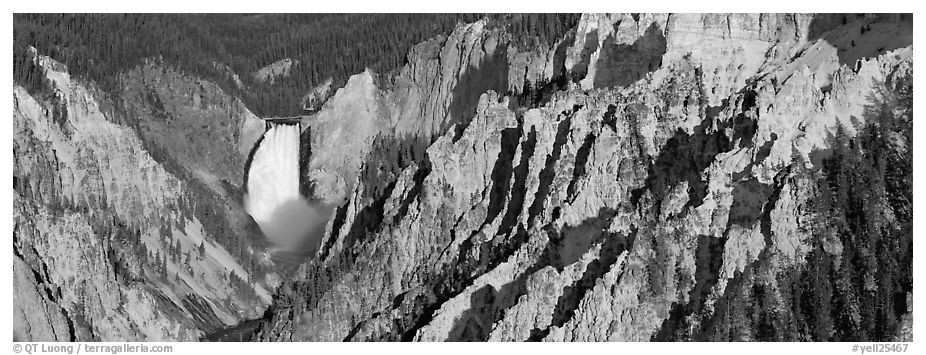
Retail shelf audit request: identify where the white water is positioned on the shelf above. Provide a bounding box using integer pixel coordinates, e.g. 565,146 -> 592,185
245,123 -> 317,250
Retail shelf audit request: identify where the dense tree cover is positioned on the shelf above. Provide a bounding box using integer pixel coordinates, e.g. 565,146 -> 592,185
799,72 -> 913,341
14,13 -> 581,116
705,72 -> 913,342
652,70 -> 913,342
489,13 -> 581,49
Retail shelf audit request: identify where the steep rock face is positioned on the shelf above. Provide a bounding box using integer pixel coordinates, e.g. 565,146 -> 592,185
302,19 -> 568,219
118,62 -> 266,191
563,13 -> 866,104
305,70 -> 382,205
252,13 -> 912,342
13,54 -> 274,341
13,256 -> 72,341
388,19 -> 514,139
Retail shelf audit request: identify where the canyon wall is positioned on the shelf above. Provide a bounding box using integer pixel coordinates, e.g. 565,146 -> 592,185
255,13 -> 913,341
14,53 -> 277,341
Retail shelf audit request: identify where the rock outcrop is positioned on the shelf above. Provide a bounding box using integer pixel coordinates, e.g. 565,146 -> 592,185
255,58 -> 298,84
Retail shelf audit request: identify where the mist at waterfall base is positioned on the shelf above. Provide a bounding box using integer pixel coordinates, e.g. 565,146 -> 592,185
244,124 -> 325,254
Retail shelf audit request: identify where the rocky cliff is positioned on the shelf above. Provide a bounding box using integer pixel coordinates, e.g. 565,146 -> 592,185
13,51 -> 279,341
254,13 -> 913,341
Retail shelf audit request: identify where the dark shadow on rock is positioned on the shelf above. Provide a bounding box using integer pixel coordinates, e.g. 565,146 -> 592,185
808,14 -> 913,67
392,157 -> 432,225
726,178 -> 774,229
631,120 -> 730,217
527,115 -> 572,227
514,37 -> 574,109
400,120 -> 536,341
570,29 -> 599,83
806,14 -> 858,41
550,32 -> 573,81
446,285 -> 498,341
317,199 -> 349,261
547,218 -> 634,328
754,133 -> 777,164
652,234 -> 726,341
299,125 -> 314,199
340,180 -> 396,257
758,167 -> 791,247
241,133 -> 266,190
631,82 -> 769,217
565,132 -> 597,203
731,89 -> 759,149
550,209 -> 617,270
403,222 -> 533,341
497,127 -> 538,234
529,208 -> 636,340
602,104 -> 619,132
447,208 -> 635,341
481,126 -> 522,227
316,133 -> 431,261
450,42 -> 510,142
731,133 -> 778,182
592,22 -> 667,89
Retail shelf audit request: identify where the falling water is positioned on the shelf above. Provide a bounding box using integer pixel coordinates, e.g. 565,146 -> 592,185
245,123 -> 317,250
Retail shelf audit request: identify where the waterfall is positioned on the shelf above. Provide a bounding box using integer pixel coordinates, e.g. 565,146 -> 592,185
245,123 -> 317,250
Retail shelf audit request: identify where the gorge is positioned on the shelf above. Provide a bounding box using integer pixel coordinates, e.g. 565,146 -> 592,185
12,13 -> 914,342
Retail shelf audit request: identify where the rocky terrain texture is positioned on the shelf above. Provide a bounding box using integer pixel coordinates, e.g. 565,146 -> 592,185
13,13 -> 913,342
14,50 -> 280,341
254,13 -> 913,342
255,58 -> 298,84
